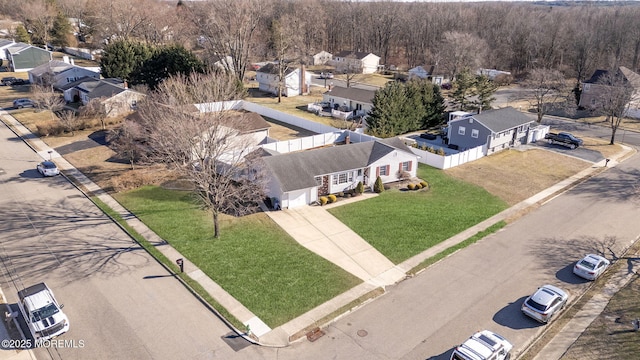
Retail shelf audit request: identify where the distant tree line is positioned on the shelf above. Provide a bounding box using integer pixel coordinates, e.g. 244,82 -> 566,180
5,0 -> 640,83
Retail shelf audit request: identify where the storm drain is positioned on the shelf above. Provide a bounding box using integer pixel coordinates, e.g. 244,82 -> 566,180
357,329 -> 368,337
220,332 -> 252,352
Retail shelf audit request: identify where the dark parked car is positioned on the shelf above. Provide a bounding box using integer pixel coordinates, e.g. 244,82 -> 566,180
420,133 -> 437,140
1,76 -> 18,86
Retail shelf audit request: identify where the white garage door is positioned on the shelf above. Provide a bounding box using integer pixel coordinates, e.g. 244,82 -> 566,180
287,190 -> 308,209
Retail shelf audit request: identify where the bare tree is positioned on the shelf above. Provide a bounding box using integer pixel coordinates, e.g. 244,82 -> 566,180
187,0 -> 264,83
107,119 -> 146,169
30,85 -> 65,122
521,68 -> 568,123
80,98 -> 109,130
57,110 -> 83,136
134,73 -> 265,238
595,69 -> 638,145
18,0 -> 58,47
268,17 -> 303,103
438,31 -> 488,81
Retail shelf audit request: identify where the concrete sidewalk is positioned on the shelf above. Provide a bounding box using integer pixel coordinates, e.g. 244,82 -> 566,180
3,108 -> 637,353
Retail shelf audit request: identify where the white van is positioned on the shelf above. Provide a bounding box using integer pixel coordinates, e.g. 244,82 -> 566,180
451,330 -> 512,360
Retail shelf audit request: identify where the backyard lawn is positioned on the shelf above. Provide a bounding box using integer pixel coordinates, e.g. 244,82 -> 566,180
113,186 -> 361,328
328,164 -> 508,264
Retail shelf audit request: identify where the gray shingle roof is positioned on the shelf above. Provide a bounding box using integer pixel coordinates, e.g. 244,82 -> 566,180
262,139 -> 410,192
470,107 -> 534,133
584,67 -> 640,89
29,60 -> 73,77
257,63 -> 296,76
325,86 -> 376,104
0,39 -> 14,48
87,81 -> 126,99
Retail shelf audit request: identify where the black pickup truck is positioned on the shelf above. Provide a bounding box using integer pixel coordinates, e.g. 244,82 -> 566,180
544,132 -> 583,149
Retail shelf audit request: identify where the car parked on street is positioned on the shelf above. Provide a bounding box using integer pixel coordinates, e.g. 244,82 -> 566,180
37,161 -> 60,176
13,98 -> 35,109
318,72 -> 334,79
521,284 -> 568,323
573,254 -> 610,280
450,330 -> 513,360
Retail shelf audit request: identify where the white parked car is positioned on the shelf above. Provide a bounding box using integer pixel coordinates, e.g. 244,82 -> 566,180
450,330 -> 513,360
37,161 -> 60,177
521,284 -> 568,323
573,254 -> 610,280
13,98 -> 35,109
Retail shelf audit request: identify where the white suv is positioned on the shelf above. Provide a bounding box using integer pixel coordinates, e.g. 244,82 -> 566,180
451,330 -> 513,360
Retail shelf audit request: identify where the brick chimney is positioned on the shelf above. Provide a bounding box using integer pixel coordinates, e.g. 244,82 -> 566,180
300,64 -> 306,94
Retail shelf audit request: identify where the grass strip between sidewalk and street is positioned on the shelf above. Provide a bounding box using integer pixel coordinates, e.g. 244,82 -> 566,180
112,186 -> 362,328
89,196 -> 246,331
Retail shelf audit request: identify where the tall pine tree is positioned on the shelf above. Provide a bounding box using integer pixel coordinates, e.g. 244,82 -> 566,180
100,40 -> 154,82
450,69 -> 476,111
474,74 -> 497,111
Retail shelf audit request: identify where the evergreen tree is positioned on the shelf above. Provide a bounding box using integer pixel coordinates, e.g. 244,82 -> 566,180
413,80 -> 446,128
131,45 -> 205,89
100,40 -> 154,81
474,75 -> 497,111
450,70 -> 476,111
367,82 -> 408,138
373,176 -> 384,193
50,12 -> 72,48
15,25 -> 31,43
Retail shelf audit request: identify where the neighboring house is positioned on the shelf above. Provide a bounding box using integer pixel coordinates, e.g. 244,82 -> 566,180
28,59 -> 100,89
218,110 -> 271,146
4,43 -> 52,72
256,63 -> 312,97
67,78 -> 144,117
212,55 -> 234,73
312,51 -> 332,65
0,39 -> 16,61
579,66 -> 640,118
408,64 -> 450,85
446,107 -> 539,154
408,66 -> 429,80
262,137 -> 417,209
332,51 -> 380,74
322,85 -> 376,117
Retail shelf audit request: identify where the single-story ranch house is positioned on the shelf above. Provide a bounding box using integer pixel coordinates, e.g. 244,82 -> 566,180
262,137 -> 417,209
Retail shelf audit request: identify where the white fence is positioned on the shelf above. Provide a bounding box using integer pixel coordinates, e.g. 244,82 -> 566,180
194,99 -> 488,169
63,47 -> 95,60
408,144 -> 487,169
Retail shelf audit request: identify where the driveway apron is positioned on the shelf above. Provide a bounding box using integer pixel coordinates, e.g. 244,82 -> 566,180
265,206 -> 405,286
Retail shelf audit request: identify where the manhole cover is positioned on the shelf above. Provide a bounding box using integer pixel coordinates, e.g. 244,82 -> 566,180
357,329 -> 368,337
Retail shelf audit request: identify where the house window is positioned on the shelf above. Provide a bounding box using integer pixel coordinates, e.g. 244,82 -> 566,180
401,161 -> 411,171
379,166 -> 388,176
131,100 -> 137,109
471,129 -> 479,138
591,99 -> 596,105
315,176 -> 323,186
357,169 -> 362,176
332,172 -> 352,185
583,84 -> 590,91
458,126 -> 466,136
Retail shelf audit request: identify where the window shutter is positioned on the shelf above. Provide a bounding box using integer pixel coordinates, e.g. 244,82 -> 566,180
376,166 -> 380,177
386,165 -> 390,175
399,163 -> 402,172
408,161 -> 412,171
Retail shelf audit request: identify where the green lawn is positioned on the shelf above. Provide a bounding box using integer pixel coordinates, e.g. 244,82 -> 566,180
328,164 -> 508,264
113,186 -> 361,328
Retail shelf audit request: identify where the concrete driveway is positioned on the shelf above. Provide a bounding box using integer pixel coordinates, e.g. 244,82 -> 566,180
265,199 -> 405,286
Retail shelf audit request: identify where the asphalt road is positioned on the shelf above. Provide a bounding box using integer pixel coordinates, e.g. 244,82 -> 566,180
0,120 -> 264,359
